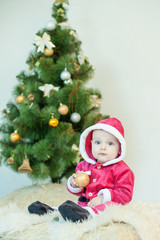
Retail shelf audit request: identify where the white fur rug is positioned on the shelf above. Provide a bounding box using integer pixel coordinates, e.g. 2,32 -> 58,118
0,184 -> 159,240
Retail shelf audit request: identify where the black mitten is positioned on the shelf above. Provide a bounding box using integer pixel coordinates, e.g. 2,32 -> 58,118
28,201 -> 54,215
58,200 -> 90,222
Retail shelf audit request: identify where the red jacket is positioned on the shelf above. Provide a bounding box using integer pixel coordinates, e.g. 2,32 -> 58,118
67,160 -> 134,205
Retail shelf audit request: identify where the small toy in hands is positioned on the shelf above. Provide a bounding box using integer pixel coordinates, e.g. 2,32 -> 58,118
75,172 -> 90,188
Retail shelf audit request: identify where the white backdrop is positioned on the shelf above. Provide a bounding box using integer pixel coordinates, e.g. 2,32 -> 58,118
0,0 -> 160,202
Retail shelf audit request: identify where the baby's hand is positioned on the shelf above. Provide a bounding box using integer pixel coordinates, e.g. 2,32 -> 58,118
88,196 -> 103,208
70,171 -> 80,188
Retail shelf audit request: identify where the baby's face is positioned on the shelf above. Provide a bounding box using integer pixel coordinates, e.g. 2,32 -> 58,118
91,130 -> 120,164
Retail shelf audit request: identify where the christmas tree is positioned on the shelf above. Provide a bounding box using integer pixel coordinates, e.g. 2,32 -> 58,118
0,0 -> 108,183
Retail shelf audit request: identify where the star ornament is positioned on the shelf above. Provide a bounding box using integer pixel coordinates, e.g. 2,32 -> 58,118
54,0 -> 69,5
39,84 -> 60,97
90,95 -> 102,107
34,32 -> 55,53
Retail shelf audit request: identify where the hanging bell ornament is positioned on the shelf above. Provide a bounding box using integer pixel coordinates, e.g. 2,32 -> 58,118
60,67 -> 71,81
75,172 -> 90,188
18,157 -> 33,173
71,112 -> 81,123
10,132 -> 21,143
54,0 -> 69,5
49,117 -> 59,127
44,48 -> 54,57
46,20 -> 56,31
74,64 -> 80,71
8,156 -> 14,164
28,94 -> 34,101
58,103 -> 69,115
16,94 -> 25,104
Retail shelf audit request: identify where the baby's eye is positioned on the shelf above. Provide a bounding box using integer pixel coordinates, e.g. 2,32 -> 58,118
95,140 -> 101,145
108,141 -> 114,146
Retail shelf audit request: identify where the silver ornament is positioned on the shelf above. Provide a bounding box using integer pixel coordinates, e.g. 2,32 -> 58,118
60,68 -> 71,80
71,112 -> 81,123
46,20 -> 56,31
64,79 -> 73,85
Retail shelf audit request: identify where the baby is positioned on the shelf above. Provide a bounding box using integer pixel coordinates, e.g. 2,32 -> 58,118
28,117 -> 134,222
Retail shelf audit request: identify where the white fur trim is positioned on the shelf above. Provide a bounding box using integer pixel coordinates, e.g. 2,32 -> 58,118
51,206 -> 58,210
79,123 -> 126,166
82,206 -> 96,218
83,171 -> 91,175
98,189 -> 111,204
67,177 -> 83,193
79,170 -> 91,175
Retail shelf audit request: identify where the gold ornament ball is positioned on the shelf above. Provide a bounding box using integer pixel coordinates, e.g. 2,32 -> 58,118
49,118 -> 59,127
75,172 -> 90,188
16,95 -> 25,104
44,48 -> 54,57
58,104 -> 69,115
10,132 -> 21,143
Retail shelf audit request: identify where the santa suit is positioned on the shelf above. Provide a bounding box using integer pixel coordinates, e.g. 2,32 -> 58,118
67,118 -> 134,217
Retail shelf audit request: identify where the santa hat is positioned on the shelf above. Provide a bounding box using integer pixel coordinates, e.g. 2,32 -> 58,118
79,118 -> 126,166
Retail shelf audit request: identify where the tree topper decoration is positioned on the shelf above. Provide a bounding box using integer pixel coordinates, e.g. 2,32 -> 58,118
54,0 -> 69,5
34,32 -> 55,53
39,84 -> 60,97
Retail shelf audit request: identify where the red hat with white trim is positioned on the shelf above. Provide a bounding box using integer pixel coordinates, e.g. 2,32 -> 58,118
79,118 -> 126,166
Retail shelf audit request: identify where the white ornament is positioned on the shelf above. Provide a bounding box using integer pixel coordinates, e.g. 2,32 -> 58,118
71,144 -> 79,151
60,68 -> 71,80
64,79 -> 73,85
46,20 -> 56,31
71,112 -> 81,123
70,30 -> 80,41
78,51 -> 85,65
34,32 -> 55,53
58,21 -> 70,29
90,95 -> 102,107
39,84 -> 60,97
